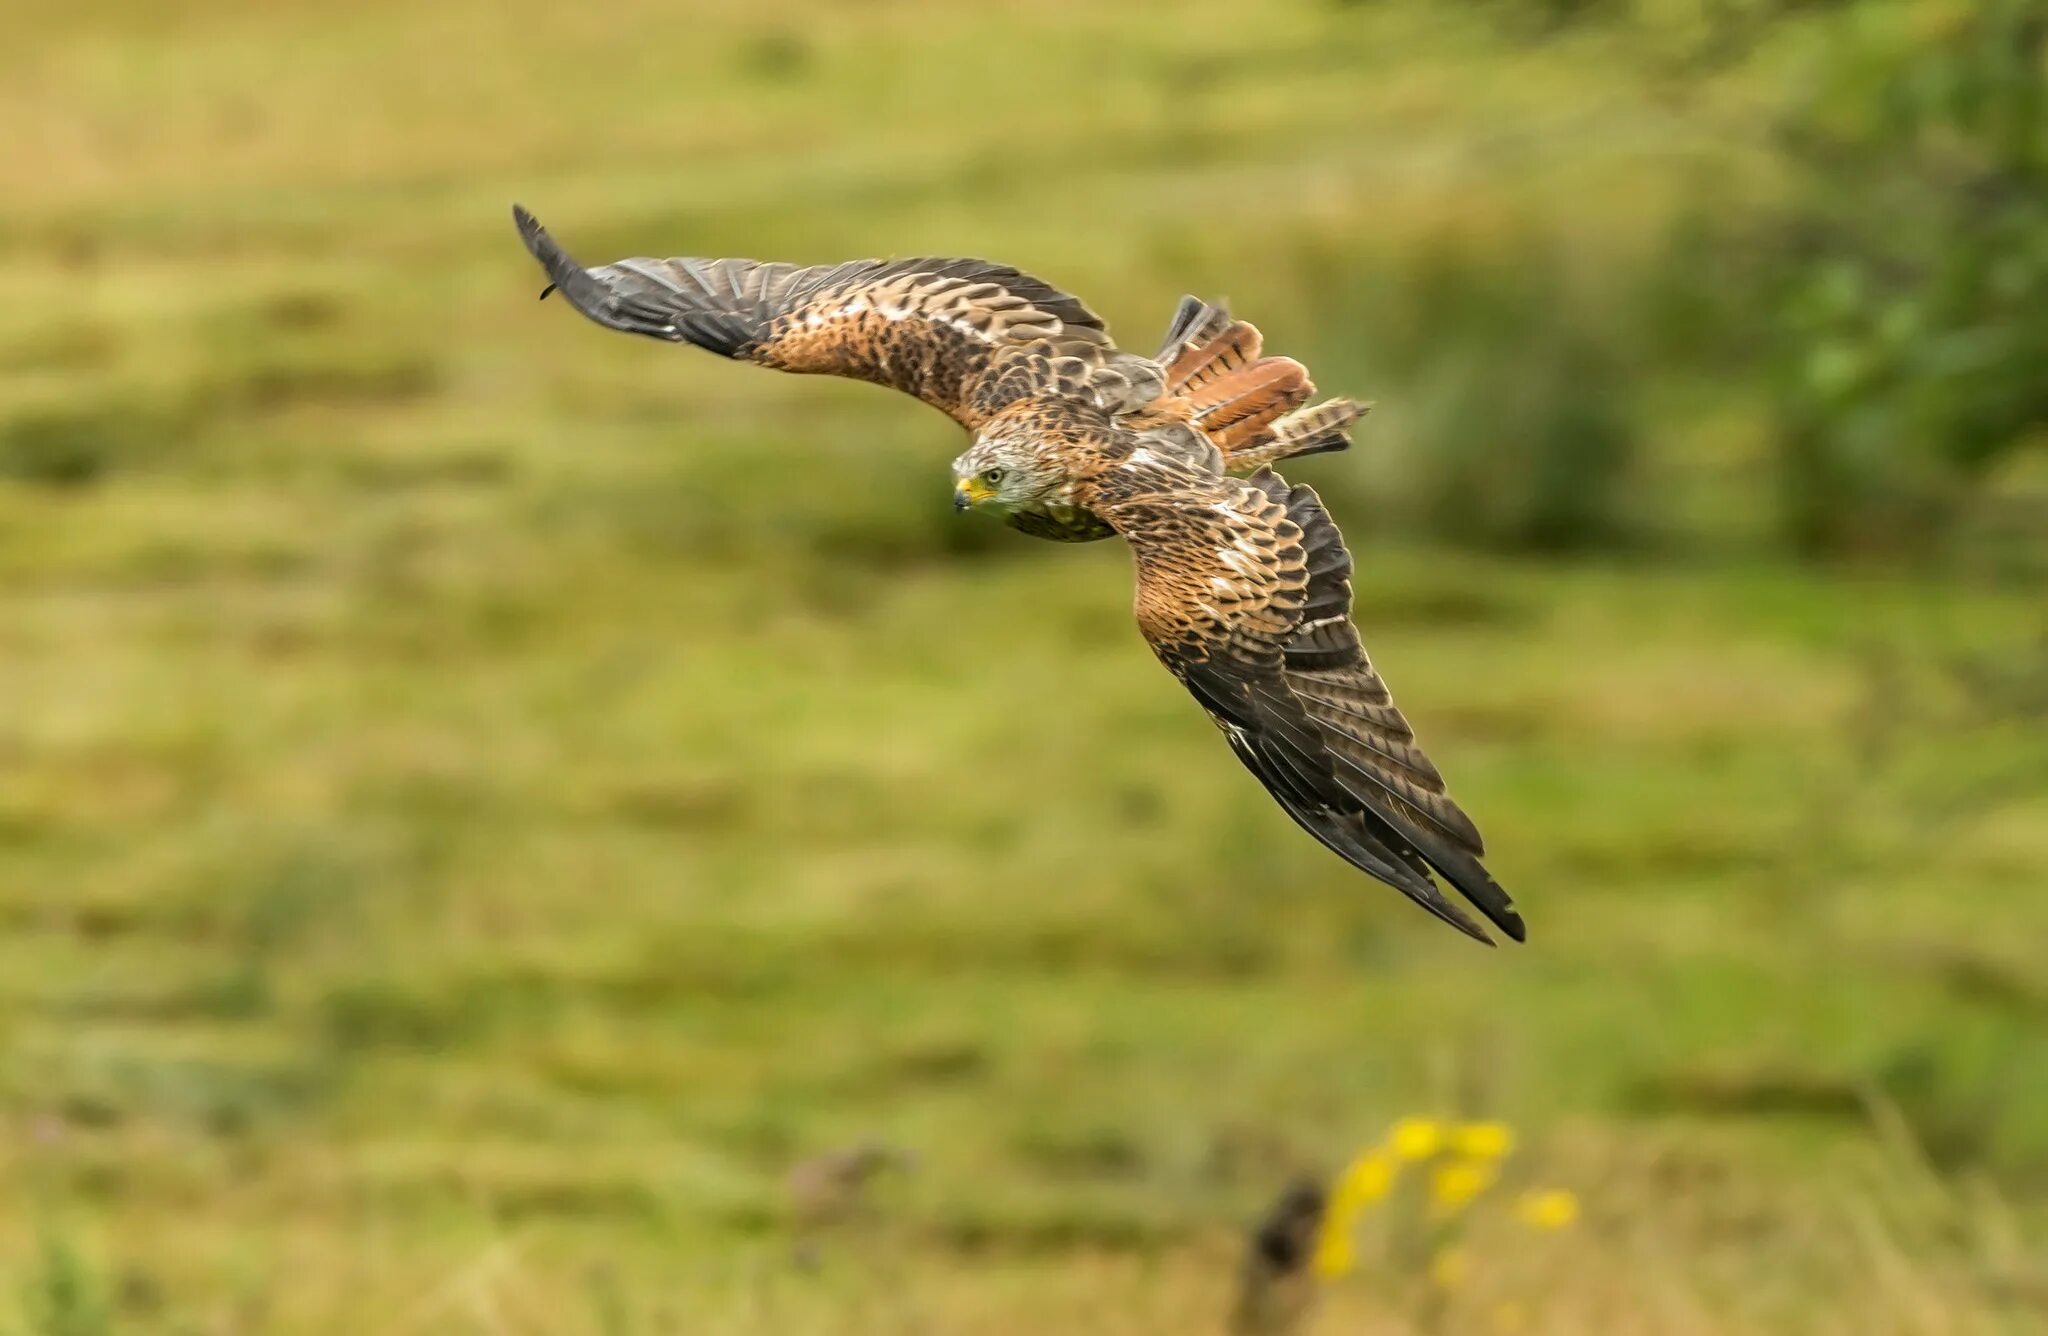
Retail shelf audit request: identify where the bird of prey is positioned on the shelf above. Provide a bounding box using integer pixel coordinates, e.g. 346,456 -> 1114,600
512,206 -> 1525,945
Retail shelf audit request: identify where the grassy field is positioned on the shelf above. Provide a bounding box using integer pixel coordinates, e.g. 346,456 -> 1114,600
3,1 -> 2046,1332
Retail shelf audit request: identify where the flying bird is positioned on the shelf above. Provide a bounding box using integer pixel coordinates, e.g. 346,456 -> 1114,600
512,206 -> 1525,945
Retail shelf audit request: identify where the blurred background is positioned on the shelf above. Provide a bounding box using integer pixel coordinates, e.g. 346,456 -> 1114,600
2,1 -> 2044,1331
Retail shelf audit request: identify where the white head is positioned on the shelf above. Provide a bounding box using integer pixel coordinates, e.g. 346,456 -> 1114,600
949,432 -> 1068,516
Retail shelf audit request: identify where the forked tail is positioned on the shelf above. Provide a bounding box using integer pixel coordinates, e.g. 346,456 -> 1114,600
1154,295 -> 1368,471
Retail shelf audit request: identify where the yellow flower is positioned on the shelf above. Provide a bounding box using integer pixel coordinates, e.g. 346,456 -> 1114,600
1312,1222 -> 1357,1280
1331,1151 -> 1394,1211
1428,1245 -> 1468,1289
1515,1188 -> 1580,1231
1388,1117 -> 1443,1161
1429,1160 -> 1497,1216
1449,1120 -> 1516,1161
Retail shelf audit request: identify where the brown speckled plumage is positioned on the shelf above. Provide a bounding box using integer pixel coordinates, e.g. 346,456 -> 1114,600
514,207 -> 1521,944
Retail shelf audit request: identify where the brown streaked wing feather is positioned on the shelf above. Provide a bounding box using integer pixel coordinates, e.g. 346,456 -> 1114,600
514,205 -> 1120,428
1097,459 -> 1523,944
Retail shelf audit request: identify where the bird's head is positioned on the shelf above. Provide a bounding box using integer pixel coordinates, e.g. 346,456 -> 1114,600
950,433 -> 1066,515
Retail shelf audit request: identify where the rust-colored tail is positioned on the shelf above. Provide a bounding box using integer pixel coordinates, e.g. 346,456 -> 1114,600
1154,296 -> 1367,470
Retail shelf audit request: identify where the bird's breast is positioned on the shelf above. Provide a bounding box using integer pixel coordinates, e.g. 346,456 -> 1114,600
1006,502 -> 1116,543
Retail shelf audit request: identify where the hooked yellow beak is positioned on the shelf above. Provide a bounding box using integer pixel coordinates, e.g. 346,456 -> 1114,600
954,476 -> 994,512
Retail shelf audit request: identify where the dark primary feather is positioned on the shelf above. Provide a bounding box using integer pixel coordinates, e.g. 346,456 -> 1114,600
511,205 -> 1115,427
515,205 -> 755,354
1254,472 -> 1522,942
1103,461 -> 1523,945
1192,656 -> 1507,945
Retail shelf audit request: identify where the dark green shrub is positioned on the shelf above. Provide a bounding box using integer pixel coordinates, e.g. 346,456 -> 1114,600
1762,0 -> 2048,555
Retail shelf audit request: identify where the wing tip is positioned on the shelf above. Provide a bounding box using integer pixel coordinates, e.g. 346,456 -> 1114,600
1438,852 -> 1525,944
1427,855 -> 1525,946
1293,799 -> 1508,947
1453,876 -> 1525,945
510,202 -> 580,300
1415,881 -> 1523,947
511,202 -> 546,255
1443,909 -> 1497,947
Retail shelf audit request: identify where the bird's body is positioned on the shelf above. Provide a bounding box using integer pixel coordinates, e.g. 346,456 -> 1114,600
513,206 -> 1525,945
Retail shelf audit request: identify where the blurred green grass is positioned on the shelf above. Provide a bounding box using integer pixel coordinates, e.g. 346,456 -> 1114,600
2,1 -> 2045,1332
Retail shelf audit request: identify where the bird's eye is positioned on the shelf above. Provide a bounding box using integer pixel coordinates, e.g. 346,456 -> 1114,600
981,468 -> 1005,485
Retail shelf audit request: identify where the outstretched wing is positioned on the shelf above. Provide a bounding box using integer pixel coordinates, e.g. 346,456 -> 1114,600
514,206 -> 1160,429
1106,461 -> 1523,944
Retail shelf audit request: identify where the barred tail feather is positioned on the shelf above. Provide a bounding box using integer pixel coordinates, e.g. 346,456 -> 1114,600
1226,398 -> 1370,469
1153,296 -> 1363,470
1164,317 -> 1267,404
1192,358 -> 1313,447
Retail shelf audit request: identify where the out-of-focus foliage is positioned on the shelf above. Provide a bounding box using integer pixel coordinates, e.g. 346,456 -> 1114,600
1415,0 -> 2048,560
1763,0 -> 2048,554
1331,246 -> 1640,553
